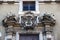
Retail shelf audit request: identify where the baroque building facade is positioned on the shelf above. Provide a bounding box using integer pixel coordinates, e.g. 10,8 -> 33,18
0,0 -> 60,40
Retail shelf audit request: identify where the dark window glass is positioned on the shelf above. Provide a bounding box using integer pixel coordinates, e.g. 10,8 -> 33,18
30,4 -> 35,10
23,1 -> 35,11
7,39 -> 12,40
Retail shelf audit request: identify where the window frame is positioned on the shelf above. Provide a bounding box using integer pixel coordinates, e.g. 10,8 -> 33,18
19,0 -> 39,14
23,1 -> 36,11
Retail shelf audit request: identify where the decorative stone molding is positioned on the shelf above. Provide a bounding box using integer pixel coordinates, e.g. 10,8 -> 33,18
0,1 -> 19,4
39,13 -> 56,40
2,12 -> 56,30
20,11 -> 38,30
2,12 -> 56,40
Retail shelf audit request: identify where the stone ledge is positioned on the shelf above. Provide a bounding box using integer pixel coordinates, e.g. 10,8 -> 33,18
39,1 -> 60,3
0,1 -> 19,4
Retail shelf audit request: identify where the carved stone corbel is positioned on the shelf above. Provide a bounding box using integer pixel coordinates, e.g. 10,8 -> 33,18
40,13 -> 56,40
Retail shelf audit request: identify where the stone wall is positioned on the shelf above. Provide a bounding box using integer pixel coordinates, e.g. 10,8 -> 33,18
0,2 -> 60,40
39,3 -> 60,40
0,3 -> 19,40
